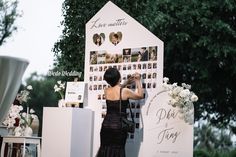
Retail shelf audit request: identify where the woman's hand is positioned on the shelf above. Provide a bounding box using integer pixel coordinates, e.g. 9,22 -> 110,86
126,76 -> 135,85
133,72 -> 141,81
120,76 -> 134,87
123,72 -> 143,100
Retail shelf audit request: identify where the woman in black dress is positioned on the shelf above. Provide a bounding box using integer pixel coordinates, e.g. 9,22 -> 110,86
97,67 -> 144,157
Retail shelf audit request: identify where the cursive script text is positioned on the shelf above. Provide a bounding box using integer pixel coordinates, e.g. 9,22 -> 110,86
156,108 -> 178,124
157,127 -> 181,144
90,18 -> 128,29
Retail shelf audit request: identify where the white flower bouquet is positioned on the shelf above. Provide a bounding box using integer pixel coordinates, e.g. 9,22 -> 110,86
163,77 -> 198,125
16,85 -> 33,104
54,81 -> 65,99
2,85 -> 37,136
2,105 -> 23,128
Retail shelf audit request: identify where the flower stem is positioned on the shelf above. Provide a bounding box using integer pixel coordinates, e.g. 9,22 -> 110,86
26,107 -> 29,123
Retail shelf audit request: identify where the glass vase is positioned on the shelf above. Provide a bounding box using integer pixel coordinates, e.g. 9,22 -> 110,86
58,99 -> 65,107
24,126 -> 33,137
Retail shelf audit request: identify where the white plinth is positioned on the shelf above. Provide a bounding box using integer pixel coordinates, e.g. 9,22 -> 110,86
41,107 -> 94,157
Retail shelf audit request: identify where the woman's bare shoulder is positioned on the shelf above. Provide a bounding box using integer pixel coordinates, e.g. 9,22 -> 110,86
122,87 -> 132,95
122,87 -> 130,91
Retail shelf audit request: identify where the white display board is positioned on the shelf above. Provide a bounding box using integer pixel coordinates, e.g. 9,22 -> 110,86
65,82 -> 85,106
84,1 -> 193,157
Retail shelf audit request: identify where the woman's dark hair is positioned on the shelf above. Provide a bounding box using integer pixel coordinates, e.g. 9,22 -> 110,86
96,36 -> 102,45
104,67 -> 121,87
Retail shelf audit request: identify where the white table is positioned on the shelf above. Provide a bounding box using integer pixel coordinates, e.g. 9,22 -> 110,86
1,136 -> 41,157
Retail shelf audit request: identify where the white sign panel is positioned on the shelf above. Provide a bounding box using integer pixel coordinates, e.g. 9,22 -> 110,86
65,82 -> 85,105
142,86 -> 193,157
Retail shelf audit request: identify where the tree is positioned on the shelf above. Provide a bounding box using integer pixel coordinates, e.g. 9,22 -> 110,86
53,0 -> 236,127
0,0 -> 20,46
194,122 -> 233,151
142,0 -> 236,126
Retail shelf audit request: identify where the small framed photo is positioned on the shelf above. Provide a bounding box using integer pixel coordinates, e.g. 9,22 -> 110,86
65,81 -> 86,104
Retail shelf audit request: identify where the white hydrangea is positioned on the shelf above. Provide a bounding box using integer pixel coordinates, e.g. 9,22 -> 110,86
21,112 -> 27,118
26,85 -> 33,90
163,77 -> 169,83
162,77 -> 198,125
169,99 -> 177,106
30,109 -> 35,114
2,104 -> 24,129
2,85 -> 38,135
172,86 -> 183,95
191,94 -> 198,102
179,89 -> 190,98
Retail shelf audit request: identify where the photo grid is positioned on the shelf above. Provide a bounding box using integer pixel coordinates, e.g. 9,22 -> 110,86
88,46 -> 158,140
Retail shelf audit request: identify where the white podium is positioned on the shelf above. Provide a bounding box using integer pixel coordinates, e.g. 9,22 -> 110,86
41,107 -> 94,157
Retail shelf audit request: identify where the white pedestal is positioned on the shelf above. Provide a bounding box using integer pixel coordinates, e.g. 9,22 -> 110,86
41,107 -> 94,157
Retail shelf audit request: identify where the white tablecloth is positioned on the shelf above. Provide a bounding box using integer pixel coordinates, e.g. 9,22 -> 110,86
0,56 -> 29,122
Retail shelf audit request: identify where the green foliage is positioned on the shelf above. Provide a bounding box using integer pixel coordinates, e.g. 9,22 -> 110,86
24,72 -> 59,136
229,149 -> 236,157
142,0 -> 236,126
194,149 -> 236,157
194,122 -> 233,151
194,149 -> 211,157
53,0 -> 236,126
0,0 -> 20,45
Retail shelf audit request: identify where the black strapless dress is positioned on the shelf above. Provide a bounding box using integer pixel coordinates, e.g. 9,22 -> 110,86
96,99 -> 129,157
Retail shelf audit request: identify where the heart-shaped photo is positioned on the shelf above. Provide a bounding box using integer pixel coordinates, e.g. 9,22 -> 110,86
93,33 -> 105,46
109,32 -> 122,46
